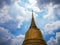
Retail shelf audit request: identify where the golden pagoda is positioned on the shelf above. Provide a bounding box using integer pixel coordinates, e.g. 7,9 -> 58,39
22,10 -> 47,45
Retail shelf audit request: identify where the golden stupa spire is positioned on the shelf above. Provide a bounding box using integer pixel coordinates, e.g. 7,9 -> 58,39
30,10 -> 37,28
22,10 -> 47,45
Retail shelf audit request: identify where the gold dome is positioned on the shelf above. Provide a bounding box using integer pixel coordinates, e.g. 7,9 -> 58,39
22,10 -> 47,45
25,27 -> 43,39
25,15 -> 43,40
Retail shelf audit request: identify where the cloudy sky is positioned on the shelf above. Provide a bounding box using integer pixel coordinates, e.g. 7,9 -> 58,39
0,0 -> 60,45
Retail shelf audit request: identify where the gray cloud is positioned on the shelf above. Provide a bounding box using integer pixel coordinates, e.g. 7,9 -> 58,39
37,0 -> 60,5
11,35 -> 25,45
44,21 -> 60,34
47,32 -> 60,45
0,0 -> 15,8
37,0 -> 60,9
0,39 -> 12,45
0,27 -> 11,43
0,3 -> 19,32
0,26 -> 24,45
0,4 -> 13,23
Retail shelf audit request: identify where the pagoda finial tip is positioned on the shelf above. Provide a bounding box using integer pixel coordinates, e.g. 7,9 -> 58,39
32,10 -> 34,18
32,10 -> 33,12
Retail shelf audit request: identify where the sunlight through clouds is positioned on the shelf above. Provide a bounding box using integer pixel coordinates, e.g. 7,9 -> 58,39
29,0 -> 37,4
0,0 -> 60,45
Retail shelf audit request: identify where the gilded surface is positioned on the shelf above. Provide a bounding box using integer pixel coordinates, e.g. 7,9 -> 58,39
22,11 -> 47,45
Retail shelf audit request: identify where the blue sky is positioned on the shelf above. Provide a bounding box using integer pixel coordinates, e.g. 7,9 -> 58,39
0,0 -> 60,45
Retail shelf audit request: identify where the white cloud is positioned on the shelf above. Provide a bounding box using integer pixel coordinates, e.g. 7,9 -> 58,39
16,15 -> 24,28
14,2 -> 30,28
57,10 -> 60,16
0,26 -> 25,45
47,37 -> 57,45
47,32 -> 60,45
11,34 -> 25,45
14,1 -> 38,28
42,3 -> 60,22
56,32 -> 60,44
28,0 -> 37,4
0,5 -> 12,23
14,2 -> 26,14
56,7 -> 60,17
14,2 -> 31,20
0,27 -> 11,43
25,3 -> 40,12
16,11 -> 38,28
15,0 -> 21,2
25,0 -> 41,12
44,21 -> 60,34
43,3 -> 55,19
32,6 -> 40,12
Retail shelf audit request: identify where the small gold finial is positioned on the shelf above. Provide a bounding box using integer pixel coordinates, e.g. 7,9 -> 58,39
32,10 -> 33,15
30,10 -> 37,28
32,10 -> 34,19
32,10 -> 33,12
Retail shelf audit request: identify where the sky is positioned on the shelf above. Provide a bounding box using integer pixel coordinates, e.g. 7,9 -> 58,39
0,0 -> 60,45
